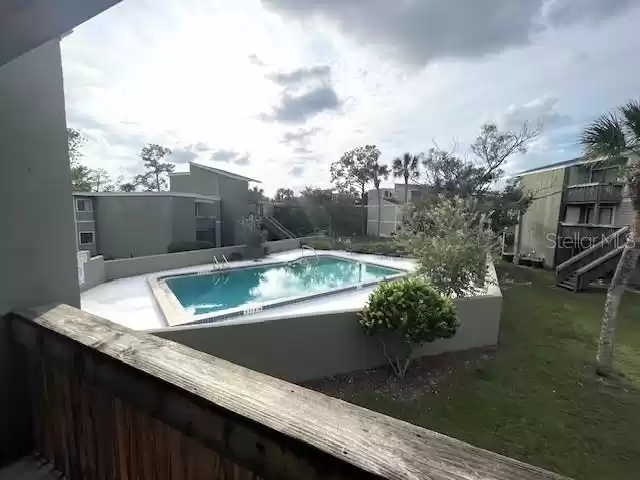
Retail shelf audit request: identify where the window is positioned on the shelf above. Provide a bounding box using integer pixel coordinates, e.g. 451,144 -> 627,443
590,169 -> 606,183
584,206 -> 595,224
583,206 -> 614,225
563,206 -> 581,223
384,190 -> 392,198
79,232 -> 95,245
599,207 -> 614,225
76,198 -> 92,212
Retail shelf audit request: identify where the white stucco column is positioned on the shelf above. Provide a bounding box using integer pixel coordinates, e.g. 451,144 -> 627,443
0,40 -> 80,314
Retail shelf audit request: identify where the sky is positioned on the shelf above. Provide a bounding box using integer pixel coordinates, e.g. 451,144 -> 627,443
62,0 -> 640,195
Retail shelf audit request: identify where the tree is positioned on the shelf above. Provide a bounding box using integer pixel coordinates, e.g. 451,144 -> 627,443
360,277 -> 458,377
371,162 -> 390,236
119,182 -> 137,192
331,145 -> 381,235
579,99 -> 640,375
470,122 -> 542,192
396,195 -> 495,297
250,185 -> 266,199
90,168 -> 113,192
134,144 -> 174,192
420,122 -> 541,233
67,128 -> 94,191
274,187 -> 294,201
70,164 -> 94,192
67,128 -> 84,165
392,153 -> 421,203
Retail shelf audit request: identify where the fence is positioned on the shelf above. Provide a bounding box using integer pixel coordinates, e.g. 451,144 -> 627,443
75,237 -> 324,287
3,304 -> 568,479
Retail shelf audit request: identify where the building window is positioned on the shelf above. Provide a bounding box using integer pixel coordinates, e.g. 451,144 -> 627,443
599,207 -> 614,225
76,198 -> 92,212
384,190 -> 392,198
583,206 -> 614,225
78,232 -> 95,245
590,169 -> 606,183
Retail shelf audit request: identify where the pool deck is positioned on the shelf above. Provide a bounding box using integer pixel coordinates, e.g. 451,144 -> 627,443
81,249 -> 416,331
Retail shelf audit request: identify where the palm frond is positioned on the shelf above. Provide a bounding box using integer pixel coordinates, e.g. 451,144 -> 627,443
620,99 -> 640,148
579,112 -> 627,160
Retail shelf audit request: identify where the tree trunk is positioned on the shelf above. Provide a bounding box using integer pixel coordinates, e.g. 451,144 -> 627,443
404,175 -> 409,204
376,187 -> 382,236
596,210 -> 640,375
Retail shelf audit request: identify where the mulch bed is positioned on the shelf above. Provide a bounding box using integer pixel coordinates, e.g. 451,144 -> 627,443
303,347 -> 496,402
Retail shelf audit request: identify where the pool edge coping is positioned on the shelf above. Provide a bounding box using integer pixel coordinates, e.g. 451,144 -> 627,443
147,253 -> 408,327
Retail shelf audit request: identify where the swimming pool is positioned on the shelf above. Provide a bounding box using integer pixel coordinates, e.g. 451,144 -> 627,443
161,255 -> 404,322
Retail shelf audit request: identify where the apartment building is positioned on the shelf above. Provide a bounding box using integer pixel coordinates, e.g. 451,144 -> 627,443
514,154 -> 637,291
366,183 -> 427,236
169,162 -> 259,246
73,191 -> 220,259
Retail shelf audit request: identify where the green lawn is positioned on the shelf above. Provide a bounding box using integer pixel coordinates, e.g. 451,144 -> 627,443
344,263 -> 640,479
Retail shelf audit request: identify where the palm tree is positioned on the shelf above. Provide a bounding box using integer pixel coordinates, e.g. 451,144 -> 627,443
392,153 -> 421,203
371,163 -> 390,236
579,99 -> 640,375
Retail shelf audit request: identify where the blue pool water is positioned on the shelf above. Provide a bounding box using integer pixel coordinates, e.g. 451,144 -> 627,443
165,256 -> 402,316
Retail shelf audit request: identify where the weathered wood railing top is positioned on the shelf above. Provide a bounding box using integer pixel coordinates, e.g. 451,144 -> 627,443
7,304 -> 568,480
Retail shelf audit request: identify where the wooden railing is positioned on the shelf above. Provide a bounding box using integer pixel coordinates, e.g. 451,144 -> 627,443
562,183 -> 623,204
4,304 -> 569,479
556,225 -> 628,283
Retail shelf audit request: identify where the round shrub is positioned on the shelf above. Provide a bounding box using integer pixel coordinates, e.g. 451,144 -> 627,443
360,276 -> 458,348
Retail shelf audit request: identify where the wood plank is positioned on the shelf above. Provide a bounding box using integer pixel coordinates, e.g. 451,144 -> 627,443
11,305 -> 569,480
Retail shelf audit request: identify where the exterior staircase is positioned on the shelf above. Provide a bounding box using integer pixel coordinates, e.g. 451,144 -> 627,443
262,215 -> 295,240
556,226 -> 629,291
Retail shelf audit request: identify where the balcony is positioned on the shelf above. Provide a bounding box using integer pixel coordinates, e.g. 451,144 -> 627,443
0,304 -> 567,480
562,183 -> 624,204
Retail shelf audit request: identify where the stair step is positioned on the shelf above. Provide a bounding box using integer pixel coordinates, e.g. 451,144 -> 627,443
558,281 -> 577,291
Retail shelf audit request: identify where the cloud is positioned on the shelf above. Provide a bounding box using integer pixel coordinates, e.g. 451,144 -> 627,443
248,53 -> 265,66
501,96 -> 572,131
171,149 -> 198,164
210,149 -> 251,165
289,165 -> 305,176
260,85 -> 340,123
261,0 -> 637,65
281,127 -> 321,145
267,65 -> 331,88
543,0 -> 636,26
171,142 -> 214,164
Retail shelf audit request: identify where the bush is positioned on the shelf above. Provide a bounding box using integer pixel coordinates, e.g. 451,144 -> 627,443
396,196 -> 495,296
235,214 -> 265,249
360,277 -> 458,377
168,240 -> 214,253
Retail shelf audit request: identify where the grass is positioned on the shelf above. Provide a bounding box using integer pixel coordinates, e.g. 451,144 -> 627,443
338,263 -> 640,479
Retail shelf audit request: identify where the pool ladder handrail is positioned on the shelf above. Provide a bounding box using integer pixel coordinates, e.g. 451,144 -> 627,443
301,244 -> 319,260
221,254 -> 230,267
213,255 -> 220,270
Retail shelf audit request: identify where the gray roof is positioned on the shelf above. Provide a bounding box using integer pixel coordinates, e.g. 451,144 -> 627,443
72,191 -> 220,202
513,157 -> 587,177
188,162 -> 261,183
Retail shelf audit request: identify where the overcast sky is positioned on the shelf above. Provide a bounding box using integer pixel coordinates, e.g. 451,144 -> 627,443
62,0 -> 640,195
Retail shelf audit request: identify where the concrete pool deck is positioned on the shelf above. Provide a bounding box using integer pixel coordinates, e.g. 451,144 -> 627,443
81,249 -> 417,331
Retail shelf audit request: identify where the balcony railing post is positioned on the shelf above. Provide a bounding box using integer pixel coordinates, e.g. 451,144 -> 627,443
594,184 -> 601,224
